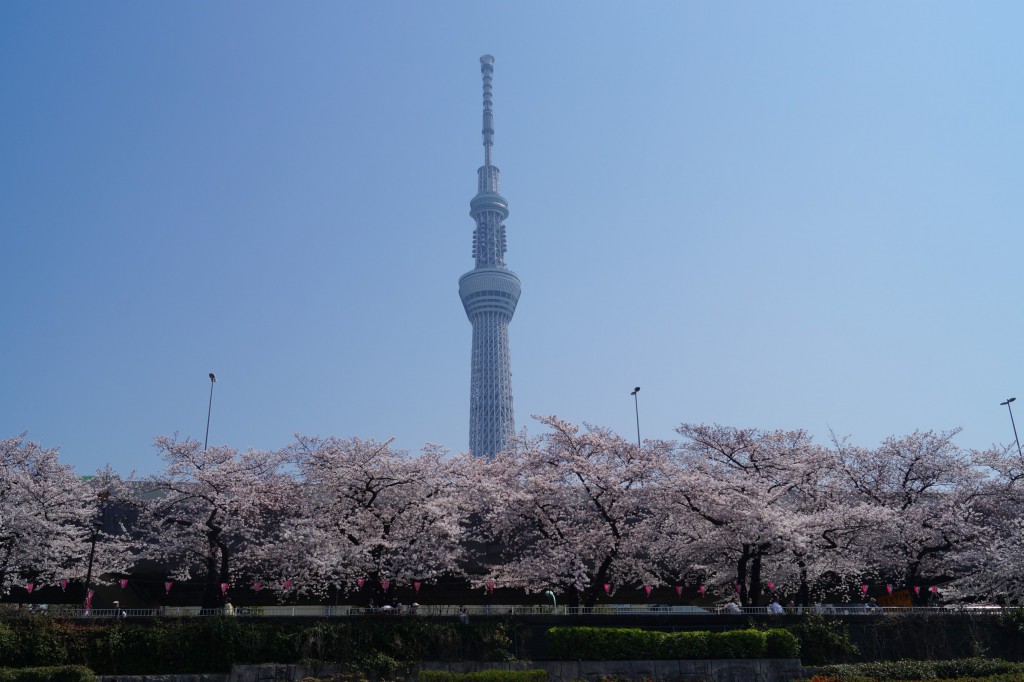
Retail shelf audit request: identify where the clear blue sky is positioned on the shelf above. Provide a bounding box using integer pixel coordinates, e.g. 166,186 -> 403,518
2,1 -> 1022,476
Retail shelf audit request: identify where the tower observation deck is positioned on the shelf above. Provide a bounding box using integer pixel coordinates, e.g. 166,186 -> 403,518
458,55 -> 521,458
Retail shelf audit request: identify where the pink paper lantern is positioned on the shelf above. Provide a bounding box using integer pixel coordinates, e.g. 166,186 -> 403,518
699,585 -> 706,596
603,583 -> 611,594
930,586 -> 938,594
357,578 -> 366,588
734,583 -> 741,593
253,581 -> 263,592
25,583 -> 34,594
861,584 -> 868,595
486,580 -> 494,594
768,581 -> 774,592
221,583 -> 229,595
913,586 -> 920,595
414,581 -> 422,593
381,580 -> 390,592
60,579 -> 68,592
164,581 -> 172,595
119,578 -> 128,589
86,589 -> 94,608
644,585 -> 652,597
283,579 -> 292,590
675,585 -> 682,597
886,584 -> 893,595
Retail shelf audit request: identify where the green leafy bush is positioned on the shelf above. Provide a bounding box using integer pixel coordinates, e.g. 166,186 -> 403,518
663,631 -> 709,659
810,657 -> 1024,680
706,630 -> 766,659
765,629 -> 800,659
356,652 -> 406,679
0,617 -> 518,673
790,615 -> 859,665
419,670 -> 548,682
798,671 -> 1024,675
546,627 -> 796,660
0,666 -> 96,682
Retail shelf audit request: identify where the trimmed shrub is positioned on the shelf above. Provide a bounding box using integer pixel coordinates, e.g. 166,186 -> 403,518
0,667 -> 96,682
799,675 -> 1024,682
664,631 -> 709,659
811,657 -> 1024,680
765,629 -> 800,659
790,615 -> 859,665
356,652 -> 406,679
706,629 -> 766,659
546,627 -> 666,660
546,627 -> 787,660
0,617 -> 518,673
419,671 -> 548,682
931,659 -> 1024,678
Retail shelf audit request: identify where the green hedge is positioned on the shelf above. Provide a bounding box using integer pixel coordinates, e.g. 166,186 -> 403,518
766,628 -> 801,659
0,617 -> 517,674
807,657 -> 1024,680
798,671 -> 1024,675
545,627 -> 799,660
0,667 -> 96,682
419,671 -> 548,682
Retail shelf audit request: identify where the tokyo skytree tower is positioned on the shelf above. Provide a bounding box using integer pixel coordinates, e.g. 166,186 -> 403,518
458,55 -> 521,458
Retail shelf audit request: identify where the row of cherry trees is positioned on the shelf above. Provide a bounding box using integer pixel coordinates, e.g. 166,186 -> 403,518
2,418 -> 1022,608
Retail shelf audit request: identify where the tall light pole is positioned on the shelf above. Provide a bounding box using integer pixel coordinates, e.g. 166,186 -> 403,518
630,386 -> 641,449
205,373 -> 217,451
1000,397 -> 1022,458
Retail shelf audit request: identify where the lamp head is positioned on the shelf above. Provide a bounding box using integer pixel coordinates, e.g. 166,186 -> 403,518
209,373 -> 217,383
631,386 -> 640,395
1002,397 -> 1016,406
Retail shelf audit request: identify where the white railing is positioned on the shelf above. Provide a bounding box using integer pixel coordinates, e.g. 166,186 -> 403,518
3,603 -> 1012,619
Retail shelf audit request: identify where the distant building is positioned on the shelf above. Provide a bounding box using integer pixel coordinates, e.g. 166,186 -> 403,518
458,55 -> 521,459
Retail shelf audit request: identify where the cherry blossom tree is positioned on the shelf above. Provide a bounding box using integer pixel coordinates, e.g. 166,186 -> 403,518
276,436 -> 464,601
137,436 -> 292,609
917,442 -> 1021,602
4,416 -> 1010,608
0,434 -> 94,596
830,429 -> 986,602
75,466 -> 140,603
470,416 -> 671,607
662,424 -> 842,606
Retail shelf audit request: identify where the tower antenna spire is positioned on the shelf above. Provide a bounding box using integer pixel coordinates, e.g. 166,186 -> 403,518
481,54 -> 495,166
460,54 -> 520,458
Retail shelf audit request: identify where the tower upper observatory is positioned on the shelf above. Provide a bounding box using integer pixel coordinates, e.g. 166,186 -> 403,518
458,55 -> 521,458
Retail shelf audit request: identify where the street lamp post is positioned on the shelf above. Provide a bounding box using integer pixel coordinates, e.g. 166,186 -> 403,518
205,373 -> 217,451
1000,397 -> 1022,458
630,386 -> 641,449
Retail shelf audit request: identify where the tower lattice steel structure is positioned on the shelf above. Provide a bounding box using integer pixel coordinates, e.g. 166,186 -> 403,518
459,55 -> 521,458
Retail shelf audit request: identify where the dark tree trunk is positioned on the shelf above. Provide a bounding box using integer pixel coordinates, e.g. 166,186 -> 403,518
736,545 -> 751,606
749,552 -> 764,607
201,511 -> 226,611
567,585 -> 582,608
584,554 -> 616,608
907,561 -> 922,605
798,563 -> 810,607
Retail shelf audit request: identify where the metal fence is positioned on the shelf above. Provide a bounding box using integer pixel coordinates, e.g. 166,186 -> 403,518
2,603 -> 1012,619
